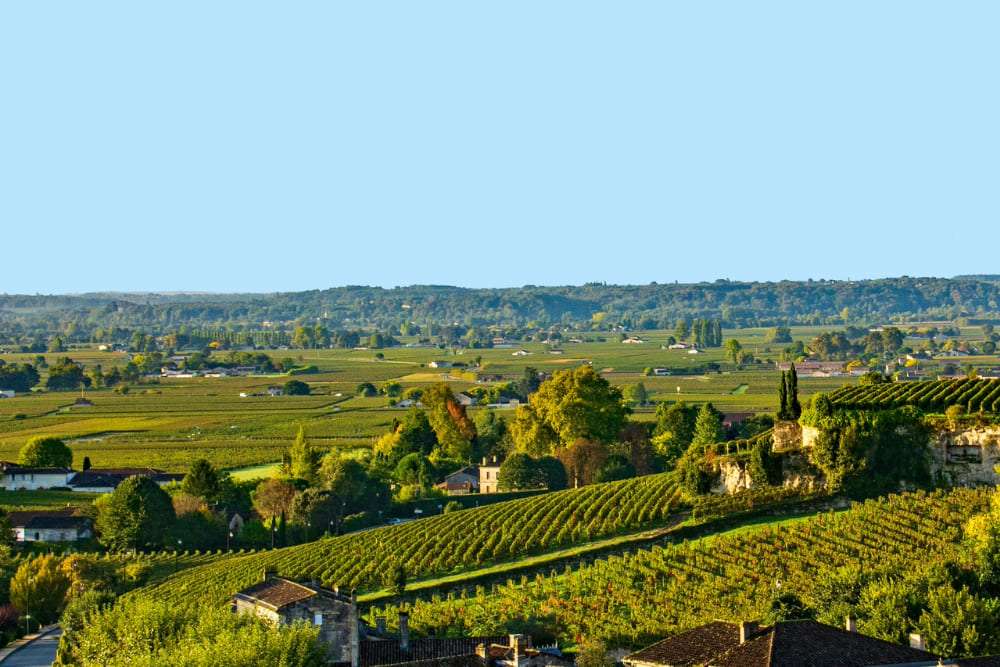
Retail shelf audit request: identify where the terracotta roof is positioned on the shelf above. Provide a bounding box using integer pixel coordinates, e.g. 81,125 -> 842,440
234,578 -> 317,610
360,637 -> 508,667
624,620 -> 936,667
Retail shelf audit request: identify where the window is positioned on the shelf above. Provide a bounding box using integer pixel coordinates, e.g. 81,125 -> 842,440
314,613 -> 323,626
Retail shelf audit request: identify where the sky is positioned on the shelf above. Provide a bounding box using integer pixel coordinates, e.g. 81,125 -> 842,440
2,3 -> 998,295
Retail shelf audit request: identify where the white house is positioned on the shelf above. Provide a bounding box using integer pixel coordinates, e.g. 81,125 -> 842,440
0,465 -> 74,491
8,510 -> 93,543
428,361 -> 454,369
0,390 -> 14,399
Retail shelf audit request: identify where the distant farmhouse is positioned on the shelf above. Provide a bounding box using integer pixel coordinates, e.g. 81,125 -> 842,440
0,462 -> 183,493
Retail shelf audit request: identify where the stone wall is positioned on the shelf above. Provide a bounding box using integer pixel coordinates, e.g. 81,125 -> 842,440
773,421 -> 802,451
931,425 -> 1000,487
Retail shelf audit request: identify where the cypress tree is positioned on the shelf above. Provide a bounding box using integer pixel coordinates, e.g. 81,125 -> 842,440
777,371 -> 789,420
788,364 -> 801,418
713,320 -> 722,347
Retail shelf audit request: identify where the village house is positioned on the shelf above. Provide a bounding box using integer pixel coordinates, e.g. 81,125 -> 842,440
0,463 -> 183,493
436,467 -> 480,495
233,573 -> 359,665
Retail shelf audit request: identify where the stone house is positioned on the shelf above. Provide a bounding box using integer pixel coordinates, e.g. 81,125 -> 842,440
232,573 -> 359,664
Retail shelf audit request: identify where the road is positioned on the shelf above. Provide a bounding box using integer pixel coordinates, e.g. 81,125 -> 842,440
0,629 -> 60,667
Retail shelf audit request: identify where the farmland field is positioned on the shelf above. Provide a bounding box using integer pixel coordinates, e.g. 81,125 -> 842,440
1,326 -> 960,471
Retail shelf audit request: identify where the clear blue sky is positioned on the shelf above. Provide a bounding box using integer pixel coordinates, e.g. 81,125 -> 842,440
2,3 -> 997,294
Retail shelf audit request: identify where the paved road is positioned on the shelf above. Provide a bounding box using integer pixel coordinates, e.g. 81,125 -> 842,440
0,629 -> 60,667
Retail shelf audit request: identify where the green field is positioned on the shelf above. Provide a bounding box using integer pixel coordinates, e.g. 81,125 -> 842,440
1,326 -> 956,470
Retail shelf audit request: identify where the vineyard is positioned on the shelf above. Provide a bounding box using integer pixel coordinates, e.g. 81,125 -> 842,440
380,487 -> 988,648
829,378 -> 1000,413
134,472 -> 683,607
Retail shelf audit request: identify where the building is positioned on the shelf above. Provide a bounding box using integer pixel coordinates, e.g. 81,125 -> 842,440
622,619 -> 937,667
66,468 -> 184,494
8,510 -> 93,543
0,463 -> 74,491
233,573 -> 359,665
479,459 -> 502,494
436,467 -> 480,495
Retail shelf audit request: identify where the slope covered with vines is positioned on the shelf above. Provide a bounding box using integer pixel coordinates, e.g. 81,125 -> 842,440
386,488 -> 987,648
135,472 -> 683,607
829,378 -> 1000,413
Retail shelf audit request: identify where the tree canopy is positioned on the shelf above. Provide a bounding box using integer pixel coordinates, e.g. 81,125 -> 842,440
96,476 -> 177,552
510,366 -> 629,456
18,436 -> 73,469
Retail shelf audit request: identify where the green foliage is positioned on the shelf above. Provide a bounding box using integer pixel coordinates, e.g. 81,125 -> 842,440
511,366 -> 629,456
97,476 -> 177,552
691,403 -> 724,447
10,554 -> 72,624
57,597 -> 324,667
181,458 -> 221,500
621,383 -> 648,408
18,436 -> 73,469
286,428 -> 321,484
810,408 -> 930,495
356,382 -> 377,397
747,436 -> 782,487
282,379 -> 310,396
914,585 -> 1000,658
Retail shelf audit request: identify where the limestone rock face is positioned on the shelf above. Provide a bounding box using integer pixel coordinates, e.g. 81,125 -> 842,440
711,459 -> 753,494
773,421 -> 803,451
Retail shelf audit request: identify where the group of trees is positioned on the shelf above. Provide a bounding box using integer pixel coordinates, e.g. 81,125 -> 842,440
675,319 -> 723,348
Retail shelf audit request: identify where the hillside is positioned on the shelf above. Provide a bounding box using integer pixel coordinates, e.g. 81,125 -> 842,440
389,487 -> 988,648
4,277 -> 1000,337
133,472 -> 683,607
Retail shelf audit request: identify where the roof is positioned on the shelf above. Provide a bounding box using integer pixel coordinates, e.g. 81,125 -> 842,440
233,578 -> 319,610
7,509 -> 77,527
360,637 -> 508,667
623,620 -> 935,667
625,621 -> 739,667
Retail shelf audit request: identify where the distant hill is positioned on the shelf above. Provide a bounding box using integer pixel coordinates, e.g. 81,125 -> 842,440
2,277 -> 1000,340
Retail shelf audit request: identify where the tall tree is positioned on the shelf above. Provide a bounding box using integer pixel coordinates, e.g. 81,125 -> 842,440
286,427 -> 321,483
97,476 -> 177,552
691,403 -> 724,448
510,365 -> 629,456
10,554 -> 71,624
787,363 -> 801,418
181,458 -> 221,501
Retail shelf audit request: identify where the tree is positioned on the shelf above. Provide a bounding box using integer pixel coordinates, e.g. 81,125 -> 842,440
674,320 -> 690,342
9,555 -> 71,625
496,454 -> 543,491
282,380 -> 310,396
622,383 -> 648,408
786,364 -> 801,418
421,383 -> 475,462
356,382 -> 377,397
555,439 -> 609,488
725,339 -> 743,366
181,458 -> 221,500
380,380 -> 403,398
510,366 -> 629,456
96,476 -> 177,552
252,478 -> 297,521
691,403 -> 724,448
285,427 -> 321,484
46,357 -> 89,391
18,436 -> 72,469
394,453 -> 436,488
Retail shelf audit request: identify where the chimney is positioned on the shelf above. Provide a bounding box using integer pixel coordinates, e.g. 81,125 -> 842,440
482,457 -> 487,465
510,634 -> 528,664
310,577 -> 319,590
262,567 -> 274,582
476,643 -> 487,659
399,610 -> 410,651
846,616 -> 857,633
909,634 -> 927,651
739,621 -> 759,644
